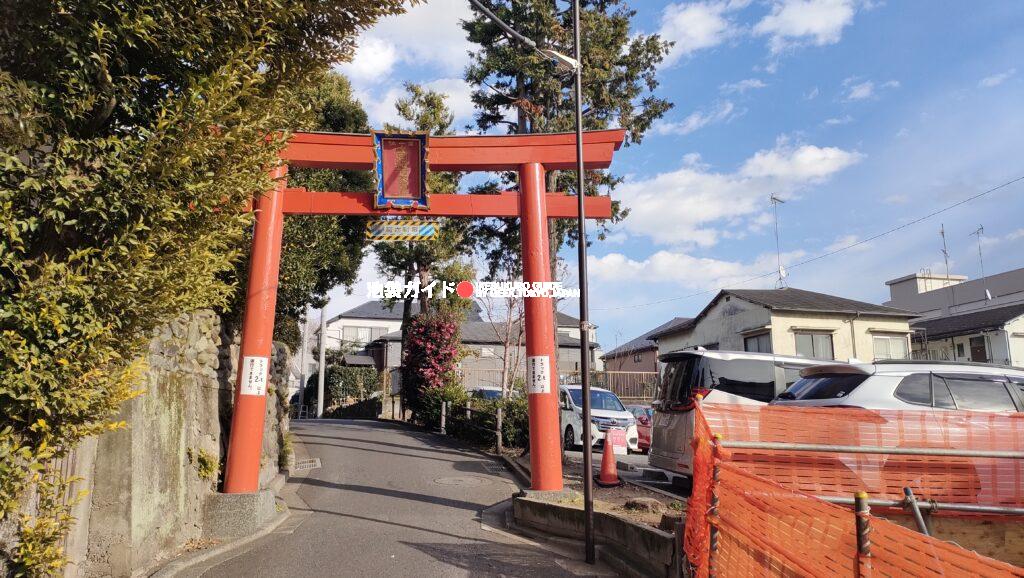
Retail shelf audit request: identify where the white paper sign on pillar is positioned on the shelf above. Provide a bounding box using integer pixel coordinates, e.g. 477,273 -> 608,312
239,356 -> 269,396
526,355 -> 551,395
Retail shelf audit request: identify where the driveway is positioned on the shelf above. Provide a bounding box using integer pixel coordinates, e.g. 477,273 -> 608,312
192,420 -> 612,577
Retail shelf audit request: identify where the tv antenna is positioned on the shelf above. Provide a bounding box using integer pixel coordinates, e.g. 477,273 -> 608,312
770,194 -> 787,288
969,225 -> 992,300
940,224 -> 957,307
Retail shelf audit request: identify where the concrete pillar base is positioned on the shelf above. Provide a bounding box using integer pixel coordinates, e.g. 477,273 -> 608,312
203,490 -> 279,540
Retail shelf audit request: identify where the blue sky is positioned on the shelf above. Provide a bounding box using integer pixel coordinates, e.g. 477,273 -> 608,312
325,0 -> 1024,352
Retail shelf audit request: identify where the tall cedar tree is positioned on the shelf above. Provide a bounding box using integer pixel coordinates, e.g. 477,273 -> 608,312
463,0 -> 673,279
0,1 -> 407,572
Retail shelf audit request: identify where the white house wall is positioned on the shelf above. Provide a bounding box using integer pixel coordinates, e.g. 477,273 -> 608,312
1007,317 -> 1024,367
657,298 -> 770,356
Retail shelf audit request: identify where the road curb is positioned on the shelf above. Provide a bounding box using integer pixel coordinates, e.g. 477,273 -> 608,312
148,506 -> 290,577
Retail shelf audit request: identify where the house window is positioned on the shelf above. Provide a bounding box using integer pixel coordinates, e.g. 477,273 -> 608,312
633,353 -> 643,362
795,332 -> 834,360
480,347 -> 496,358
873,335 -> 909,360
956,342 -> 966,358
744,333 -> 772,353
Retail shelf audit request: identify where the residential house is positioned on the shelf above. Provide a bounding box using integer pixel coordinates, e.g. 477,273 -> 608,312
651,288 -> 917,362
554,310 -> 604,370
368,315 -> 601,389
884,268 -> 1024,365
909,304 -> 1024,365
885,267 -> 1024,319
322,300 -> 483,352
602,317 -> 692,372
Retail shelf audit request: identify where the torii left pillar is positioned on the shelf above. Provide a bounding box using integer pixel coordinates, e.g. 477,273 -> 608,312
223,164 -> 287,494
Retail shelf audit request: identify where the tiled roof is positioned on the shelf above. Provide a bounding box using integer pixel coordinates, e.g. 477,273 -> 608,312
376,320 -> 599,349
648,287 -> 915,340
912,303 -> 1024,339
604,317 -> 692,358
329,300 -> 482,323
725,288 -> 916,317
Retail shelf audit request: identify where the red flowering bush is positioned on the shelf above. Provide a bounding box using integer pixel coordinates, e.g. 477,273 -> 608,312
402,310 -> 463,415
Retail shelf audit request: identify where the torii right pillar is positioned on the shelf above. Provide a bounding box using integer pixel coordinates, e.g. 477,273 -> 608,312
519,162 -> 562,490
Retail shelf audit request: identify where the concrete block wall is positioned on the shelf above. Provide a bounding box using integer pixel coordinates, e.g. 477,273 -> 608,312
62,310 -> 290,578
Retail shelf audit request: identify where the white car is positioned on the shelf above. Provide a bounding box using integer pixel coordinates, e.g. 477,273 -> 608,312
772,360 -> 1024,411
558,385 -> 639,452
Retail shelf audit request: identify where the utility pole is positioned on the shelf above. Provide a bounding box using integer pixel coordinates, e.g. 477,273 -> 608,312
770,194 -> 787,288
317,308 -> 326,418
297,306 -> 309,416
571,0 -> 597,564
969,225 -> 992,300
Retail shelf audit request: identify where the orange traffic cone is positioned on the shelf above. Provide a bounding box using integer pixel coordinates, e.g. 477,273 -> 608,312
595,438 -> 622,487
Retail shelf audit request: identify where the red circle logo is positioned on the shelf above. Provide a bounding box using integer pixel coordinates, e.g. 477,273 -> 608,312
455,281 -> 474,298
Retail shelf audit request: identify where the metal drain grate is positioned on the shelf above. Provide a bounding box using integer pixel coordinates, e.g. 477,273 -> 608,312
291,458 -> 322,472
481,463 -> 506,474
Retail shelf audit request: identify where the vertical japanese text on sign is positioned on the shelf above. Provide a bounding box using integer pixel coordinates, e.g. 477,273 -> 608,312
373,131 -> 428,209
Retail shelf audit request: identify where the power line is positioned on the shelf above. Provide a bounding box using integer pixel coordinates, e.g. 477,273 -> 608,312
593,174 -> 1024,311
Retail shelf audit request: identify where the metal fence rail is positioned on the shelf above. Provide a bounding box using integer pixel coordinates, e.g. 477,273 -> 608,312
560,370 -> 659,400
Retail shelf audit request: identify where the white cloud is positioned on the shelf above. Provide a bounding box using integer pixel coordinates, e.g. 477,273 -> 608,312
843,77 -> 899,101
1007,229 -> 1024,241
720,78 -> 767,94
589,249 -> 806,292
845,80 -> 874,100
754,0 -> 857,54
825,234 -> 871,252
805,86 -> 820,100
342,37 -> 399,85
337,0 -> 475,127
602,231 -> 629,245
355,78 -> 475,130
654,101 -> 739,135
616,140 -> 863,246
339,0 -> 472,82
883,194 -> 909,204
740,141 -> 864,181
979,68 -> 1016,88
823,115 -> 853,126
658,1 -> 744,66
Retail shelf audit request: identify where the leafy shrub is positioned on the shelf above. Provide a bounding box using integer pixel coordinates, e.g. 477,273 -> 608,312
303,366 -> 379,409
0,0 -> 406,572
402,311 -> 463,415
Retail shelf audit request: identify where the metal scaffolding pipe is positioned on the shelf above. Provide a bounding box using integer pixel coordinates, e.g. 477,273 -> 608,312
819,495 -> 1024,516
720,440 -> 1024,459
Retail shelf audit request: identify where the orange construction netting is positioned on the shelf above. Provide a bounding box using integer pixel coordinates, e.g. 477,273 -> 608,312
684,403 -> 1024,578
701,402 -> 1024,506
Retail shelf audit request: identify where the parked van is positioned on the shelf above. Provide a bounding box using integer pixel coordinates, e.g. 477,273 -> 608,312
649,350 -> 827,476
559,385 -> 640,452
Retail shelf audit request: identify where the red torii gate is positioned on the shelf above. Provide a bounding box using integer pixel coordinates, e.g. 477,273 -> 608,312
223,129 -> 625,494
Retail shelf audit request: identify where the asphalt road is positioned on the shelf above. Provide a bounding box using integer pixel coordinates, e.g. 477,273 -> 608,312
197,420 -> 612,578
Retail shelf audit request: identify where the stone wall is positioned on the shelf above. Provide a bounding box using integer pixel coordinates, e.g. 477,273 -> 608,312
62,310 -> 290,578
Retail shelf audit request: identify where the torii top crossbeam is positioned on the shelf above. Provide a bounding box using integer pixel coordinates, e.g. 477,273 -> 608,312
223,128 -> 626,496
278,129 -> 624,218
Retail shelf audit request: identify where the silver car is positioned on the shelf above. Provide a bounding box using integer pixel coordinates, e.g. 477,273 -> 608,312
772,360 -> 1024,412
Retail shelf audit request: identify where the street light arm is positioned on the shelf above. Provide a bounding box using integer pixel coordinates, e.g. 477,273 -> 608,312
468,0 -> 538,49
